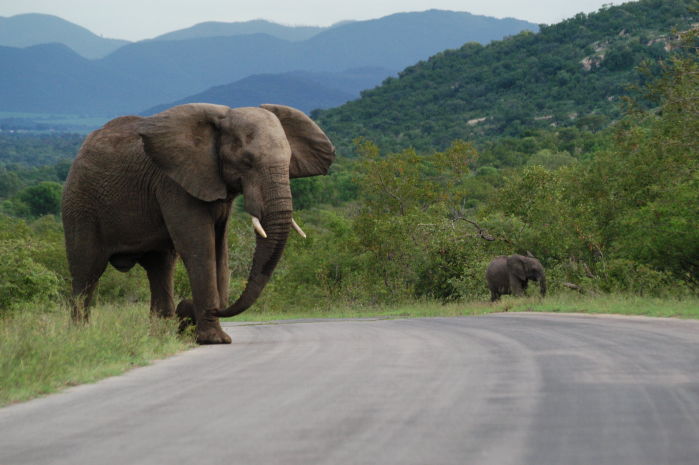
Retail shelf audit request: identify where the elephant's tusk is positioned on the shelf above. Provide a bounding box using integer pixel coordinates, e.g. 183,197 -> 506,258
291,218 -> 307,239
251,216 -> 267,238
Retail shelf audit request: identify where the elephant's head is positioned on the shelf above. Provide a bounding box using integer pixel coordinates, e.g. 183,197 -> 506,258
507,254 -> 547,297
138,103 -> 335,317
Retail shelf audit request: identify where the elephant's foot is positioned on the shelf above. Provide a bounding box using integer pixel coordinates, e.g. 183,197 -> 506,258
195,310 -> 231,345
196,321 -> 232,345
178,300 -> 231,344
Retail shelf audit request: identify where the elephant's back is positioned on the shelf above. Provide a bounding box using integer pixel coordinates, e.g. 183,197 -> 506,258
62,115 -> 160,220
72,116 -> 146,168
485,256 -> 508,279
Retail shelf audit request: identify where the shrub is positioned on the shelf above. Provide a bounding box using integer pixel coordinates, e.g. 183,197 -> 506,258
414,221 -> 506,302
0,240 -> 62,312
16,182 -> 63,217
599,259 -> 689,297
94,267 -> 150,304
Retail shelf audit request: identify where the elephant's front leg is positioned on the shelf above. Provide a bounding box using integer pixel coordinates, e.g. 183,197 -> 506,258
509,275 -> 525,297
172,231 -> 231,344
161,194 -> 231,344
181,253 -> 232,344
174,224 -> 230,336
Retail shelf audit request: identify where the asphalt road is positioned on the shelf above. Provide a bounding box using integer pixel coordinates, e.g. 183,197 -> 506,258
1,313 -> 699,465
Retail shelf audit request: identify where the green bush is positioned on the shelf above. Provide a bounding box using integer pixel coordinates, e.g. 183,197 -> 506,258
415,235 -> 486,301
0,240 -> 62,312
599,259 -> 689,296
18,182 -> 62,217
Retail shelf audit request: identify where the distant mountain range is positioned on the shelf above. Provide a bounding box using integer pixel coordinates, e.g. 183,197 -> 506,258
0,43 -> 152,115
151,19 -> 328,42
0,10 -> 537,118
0,14 -> 128,59
143,68 -> 393,115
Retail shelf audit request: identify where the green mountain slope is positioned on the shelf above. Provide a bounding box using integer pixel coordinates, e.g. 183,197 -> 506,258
314,0 -> 697,156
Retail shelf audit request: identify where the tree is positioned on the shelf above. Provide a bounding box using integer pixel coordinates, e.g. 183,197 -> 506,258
16,182 -> 63,217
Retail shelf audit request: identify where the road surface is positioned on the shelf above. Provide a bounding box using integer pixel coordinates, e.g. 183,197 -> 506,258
1,313 -> 699,465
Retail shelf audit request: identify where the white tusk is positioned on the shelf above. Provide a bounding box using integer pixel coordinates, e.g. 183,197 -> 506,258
251,216 -> 267,238
291,218 -> 307,239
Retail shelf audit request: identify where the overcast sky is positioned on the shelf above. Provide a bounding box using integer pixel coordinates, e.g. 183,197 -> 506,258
1,0 -> 628,41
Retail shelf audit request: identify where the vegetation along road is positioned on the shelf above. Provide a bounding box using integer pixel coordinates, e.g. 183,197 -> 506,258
1,313 -> 698,465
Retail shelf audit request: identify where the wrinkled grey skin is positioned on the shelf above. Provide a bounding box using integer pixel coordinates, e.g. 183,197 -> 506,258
62,103 -> 334,344
486,254 -> 547,302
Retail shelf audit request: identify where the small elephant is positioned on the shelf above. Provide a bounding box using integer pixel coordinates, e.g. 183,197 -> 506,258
486,254 -> 546,302
62,103 -> 334,344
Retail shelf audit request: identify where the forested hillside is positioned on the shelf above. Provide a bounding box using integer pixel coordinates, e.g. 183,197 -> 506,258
315,0 -> 697,156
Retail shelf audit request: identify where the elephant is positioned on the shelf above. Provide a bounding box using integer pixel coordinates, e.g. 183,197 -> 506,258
62,103 -> 334,344
486,254 -> 546,302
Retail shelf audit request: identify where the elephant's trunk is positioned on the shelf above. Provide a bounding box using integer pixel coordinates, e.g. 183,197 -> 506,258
215,168 -> 292,318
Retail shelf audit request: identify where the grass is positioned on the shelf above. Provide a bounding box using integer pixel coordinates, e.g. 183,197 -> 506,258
233,292 -> 699,321
0,303 -> 194,407
2,292 -> 697,407
508,293 -> 699,318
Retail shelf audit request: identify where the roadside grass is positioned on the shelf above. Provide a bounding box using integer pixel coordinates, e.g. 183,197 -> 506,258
0,303 -> 194,407
2,292 -> 697,407
232,292 -> 699,321
230,300 -> 495,321
501,293 -> 699,319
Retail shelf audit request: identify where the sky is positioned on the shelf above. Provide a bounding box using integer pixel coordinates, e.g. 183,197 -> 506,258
0,0 -> 627,41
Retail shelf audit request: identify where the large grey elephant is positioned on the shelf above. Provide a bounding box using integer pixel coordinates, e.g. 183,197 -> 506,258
486,254 -> 546,302
62,103 -> 334,344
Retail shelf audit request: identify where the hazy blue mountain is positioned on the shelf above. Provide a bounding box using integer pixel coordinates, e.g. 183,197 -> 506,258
0,13 -> 129,59
99,10 -> 537,107
142,74 -> 353,115
99,33 -> 296,105
152,19 -> 325,42
297,9 -> 537,71
284,67 -> 395,97
0,43 -> 150,114
142,67 -> 393,115
0,10 -> 538,116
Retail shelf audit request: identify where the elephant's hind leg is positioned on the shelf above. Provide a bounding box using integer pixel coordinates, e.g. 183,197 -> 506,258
70,280 -> 100,323
139,250 -> 177,318
65,223 -> 109,322
67,251 -> 108,323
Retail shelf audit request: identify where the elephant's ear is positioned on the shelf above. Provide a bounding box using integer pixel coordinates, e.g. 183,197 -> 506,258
507,255 -> 527,281
260,104 -> 335,179
138,104 -> 229,202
